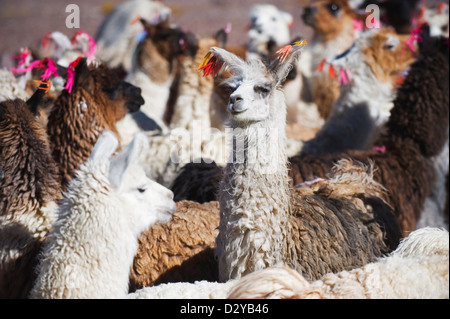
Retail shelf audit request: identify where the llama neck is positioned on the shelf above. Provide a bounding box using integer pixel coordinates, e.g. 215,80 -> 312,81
169,53 -> 214,131
310,21 -> 356,69
47,91 -> 104,189
334,67 -> 395,120
218,91 -> 292,281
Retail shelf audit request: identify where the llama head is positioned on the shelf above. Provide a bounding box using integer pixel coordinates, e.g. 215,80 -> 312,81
90,131 -> 176,232
331,28 -> 417,86
72,57 -> 144,118
201,46 -> 303,124
136,19 -> 199,80
248,4 -> 293,54
423,4 -> 449,37
302,0 -> 357,40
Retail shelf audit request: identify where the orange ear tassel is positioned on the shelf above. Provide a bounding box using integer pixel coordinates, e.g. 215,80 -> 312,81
317,58 -> 326,72
328,64 -> 336,79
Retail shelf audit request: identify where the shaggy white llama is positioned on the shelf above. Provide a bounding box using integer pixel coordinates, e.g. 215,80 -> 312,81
207,46 -> 401,282
30,131 -> 176,299
0,69 -> 29,102
228,227 -> 449,299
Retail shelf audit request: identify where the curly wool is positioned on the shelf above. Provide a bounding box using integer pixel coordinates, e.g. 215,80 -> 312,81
228,227 -> 449,299
0,99 -> 61,299
129,200 -> 220,291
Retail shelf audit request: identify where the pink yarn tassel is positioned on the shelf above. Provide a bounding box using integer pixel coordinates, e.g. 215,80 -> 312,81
41,59 -> 58,81
372,145 -> 386,153
338,67 -> 349,86
353,18 -> 364,32
65,57 -> 82,94
10,60 -> 42,74
12,48 -> 31,68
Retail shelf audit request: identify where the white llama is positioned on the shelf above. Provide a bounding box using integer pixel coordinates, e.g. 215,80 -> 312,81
301,28 -> 416,155
208,46 -> 401,282
30,131 -> 176,299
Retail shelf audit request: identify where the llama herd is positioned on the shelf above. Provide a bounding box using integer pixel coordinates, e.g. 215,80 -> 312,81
0,0 -> 449,299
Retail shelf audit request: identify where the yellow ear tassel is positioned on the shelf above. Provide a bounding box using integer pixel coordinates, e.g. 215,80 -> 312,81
198,52 -> 214,70
293,39 -> 308,47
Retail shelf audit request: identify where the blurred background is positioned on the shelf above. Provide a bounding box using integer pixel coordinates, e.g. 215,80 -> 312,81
0,0 -> 313,67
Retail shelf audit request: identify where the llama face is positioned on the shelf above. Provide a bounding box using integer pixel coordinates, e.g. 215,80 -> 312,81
332,29 -> 416,85
203,46 -> 301,124
74,58 -> 144,122
302,0 -> 355,40
106,132 -> 176,231
248,4 -> 293,49
226,63 -> 274,123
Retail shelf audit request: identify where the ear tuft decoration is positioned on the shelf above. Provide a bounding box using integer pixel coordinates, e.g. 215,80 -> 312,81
65,56 -> 83,94
198,52 -> 224,77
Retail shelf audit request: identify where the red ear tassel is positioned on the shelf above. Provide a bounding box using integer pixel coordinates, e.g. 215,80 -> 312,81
437,3 -> 446,14
199,56 -> 223,77
317,58 -> 326,72
328,64 -> 336,79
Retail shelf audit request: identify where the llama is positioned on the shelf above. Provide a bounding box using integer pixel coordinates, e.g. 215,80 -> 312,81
301,28 -> 416,155
302,0 -> 364,119
290,34 -> 450,234
374,0 -> 421,34
118,18 -> 198,139
95,0 -> 171,72
169,28 -> 416,203
228,227 -> 449,299
30,131 -> 176,299
46,57 -> 144,190
246,4 -> 294,61
0,69 -> 30,102
172,32 -> 449,235
421,3 -> 449,37
0,92 -> 61,298
202,46 -> 401,282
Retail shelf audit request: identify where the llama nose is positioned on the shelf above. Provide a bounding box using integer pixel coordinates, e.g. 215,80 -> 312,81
302,7 -> 317,25
228,94 -> 246,113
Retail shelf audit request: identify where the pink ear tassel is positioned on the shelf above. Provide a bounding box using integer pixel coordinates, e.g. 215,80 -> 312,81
225,23 -> 233,34
10,60 -> 42,74
402,24 -> 424,55
276,45 -> 293,63
12,48 -> 31,68
353,18 -> 364,32
65,56 -> 83,94
41,58 -> 59,81
71,31 -> 97,59
372,145 -> 386,153
338,67 -> 349,86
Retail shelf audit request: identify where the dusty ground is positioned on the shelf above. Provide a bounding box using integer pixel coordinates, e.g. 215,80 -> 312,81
0,0 -> 313,67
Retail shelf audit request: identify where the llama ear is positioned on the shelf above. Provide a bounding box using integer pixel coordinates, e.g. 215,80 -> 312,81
199,47 -> 246,77
108,133 -> 149,190
271,45 -> 305,86
73,57 -> 92,88
89,130 -> 119,163
281,11 -> 294,27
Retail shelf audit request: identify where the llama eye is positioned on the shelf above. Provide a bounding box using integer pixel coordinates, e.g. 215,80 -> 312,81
221,85 -> 235,95
327,4 -> 341,15
254,85 -> 271,95
138,188 -> 147,194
